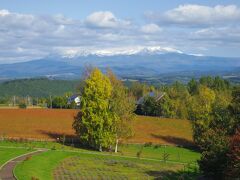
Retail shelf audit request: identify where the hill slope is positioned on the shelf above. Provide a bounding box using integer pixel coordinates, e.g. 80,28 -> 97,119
0,109 -> 193,146
0,78 -> 79,97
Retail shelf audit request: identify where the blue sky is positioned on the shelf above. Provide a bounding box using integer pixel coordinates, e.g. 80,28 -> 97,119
0,0 -> 240,63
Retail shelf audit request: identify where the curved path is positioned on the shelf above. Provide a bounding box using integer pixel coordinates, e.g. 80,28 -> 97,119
0,149 -> 47,180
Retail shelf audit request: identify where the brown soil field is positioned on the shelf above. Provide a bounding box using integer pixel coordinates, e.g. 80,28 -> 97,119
0,109 -> 193,146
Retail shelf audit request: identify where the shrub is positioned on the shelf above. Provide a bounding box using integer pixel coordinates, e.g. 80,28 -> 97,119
198,129 -> 229,179
225,129 -> 240,178
144,142 -> 152,147
136,146 -> 144,158
51,145 -> 56,150
162,152 -> 170,163
24,156 -> 32,161
18,102 -> 27,109
154,144 -> 161,149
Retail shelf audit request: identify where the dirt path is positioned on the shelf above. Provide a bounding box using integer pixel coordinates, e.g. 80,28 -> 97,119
0,150 -> 47,180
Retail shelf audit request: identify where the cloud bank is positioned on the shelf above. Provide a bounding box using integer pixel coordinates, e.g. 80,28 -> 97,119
0,4 -> 240,63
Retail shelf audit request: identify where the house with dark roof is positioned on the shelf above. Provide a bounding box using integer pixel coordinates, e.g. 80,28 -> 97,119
67,94 -> 81,106
135,91 -> 166,115
136,91 -> 165,105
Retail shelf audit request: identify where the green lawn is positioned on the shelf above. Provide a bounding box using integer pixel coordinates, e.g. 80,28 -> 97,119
118,144 -> 200,163
15,150 -> 199,180
0,141 -> 201,179
0,141 -> 200,164
0,140 -> 90,152
15,151 -> 74,180
0,147 -> 32,166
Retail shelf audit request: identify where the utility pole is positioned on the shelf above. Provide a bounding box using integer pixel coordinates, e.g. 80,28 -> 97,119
50,95 -> 52,109
13,96 -> 16,106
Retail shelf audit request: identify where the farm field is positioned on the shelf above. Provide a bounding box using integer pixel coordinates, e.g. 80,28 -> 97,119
0,109 -> 199,179
0,109 -> 193,146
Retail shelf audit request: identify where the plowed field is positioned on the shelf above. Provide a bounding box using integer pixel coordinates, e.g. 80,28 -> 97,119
0,109 -> 193,146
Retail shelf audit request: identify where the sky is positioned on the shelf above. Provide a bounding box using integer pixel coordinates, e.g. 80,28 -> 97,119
0,0 -> 240,63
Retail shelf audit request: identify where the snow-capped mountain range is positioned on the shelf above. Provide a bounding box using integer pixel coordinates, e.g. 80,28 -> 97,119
59,46 -> 184,58
0,47 -> 239,80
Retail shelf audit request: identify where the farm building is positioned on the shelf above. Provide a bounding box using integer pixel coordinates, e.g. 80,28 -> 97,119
136,91 -> 165,105
67,94 -> 81,106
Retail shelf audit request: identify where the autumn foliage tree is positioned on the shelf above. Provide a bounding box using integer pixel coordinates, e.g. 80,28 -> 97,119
189,85 -> 216,145
197,86 -> 240,179
107,70 -> 136,152
73,68 -> 117,151
198,129 -> 229,179
225,129 -> 240,178
73,68 -> 135,152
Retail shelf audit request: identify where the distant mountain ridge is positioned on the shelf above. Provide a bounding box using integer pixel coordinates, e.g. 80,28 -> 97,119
59,46 -> 183,58
0,52 -> 239,80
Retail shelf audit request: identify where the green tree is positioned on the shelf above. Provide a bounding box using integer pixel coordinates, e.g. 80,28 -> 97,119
188,78 -> 198,95
129,82 -> 150,100
52,96 -> 67,108
198,129 -> 229,179
159,94 -> 175,118
189,85 -> 216,145
73,68 -> 117,151
229,87 -> 240,131
195,85 -> 240,179
213,76 -> 230,91
210,93 -> 234,134
107,70 -> 136,152
141,96 -> 162,116
160,82 -> 190,119
199,76 -> 214,88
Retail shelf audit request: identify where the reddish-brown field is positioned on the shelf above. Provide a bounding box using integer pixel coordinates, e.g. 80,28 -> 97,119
0,109 -> 193,145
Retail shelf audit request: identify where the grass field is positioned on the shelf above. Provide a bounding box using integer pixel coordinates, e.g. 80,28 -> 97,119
0,147 -> 32,166
0,109 -> 193,146
0,141 -> 200,179
14,150 -> 199,180
0,141 -> 200,164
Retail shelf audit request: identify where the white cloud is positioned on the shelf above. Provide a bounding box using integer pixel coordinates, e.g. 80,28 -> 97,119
0,9 -> 10,16
85,11 -> 130,28
141,23 -> 162,33
0,7 -> 239,63
192,27 -> 240,42
147,4 -> 240,26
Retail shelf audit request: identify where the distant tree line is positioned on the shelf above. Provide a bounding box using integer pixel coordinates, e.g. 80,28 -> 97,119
132,76 -> 232,120
0,78 -> 78,98
128,76 -> 240,179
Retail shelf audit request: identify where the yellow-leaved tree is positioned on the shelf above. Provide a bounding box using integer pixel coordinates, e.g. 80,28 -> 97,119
73,68 -> 117,151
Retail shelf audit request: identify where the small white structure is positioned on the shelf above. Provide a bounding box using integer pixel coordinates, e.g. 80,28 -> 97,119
67,94 -> 81,106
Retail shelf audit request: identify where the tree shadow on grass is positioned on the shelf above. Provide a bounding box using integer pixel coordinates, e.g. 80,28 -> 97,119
37,130 -> 82,146
37,130 -> 102,151
151,134 -> 199,151
146,170 -> 201,180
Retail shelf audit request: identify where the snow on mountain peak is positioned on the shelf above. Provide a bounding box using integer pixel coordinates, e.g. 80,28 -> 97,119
59,46 -> 183,58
